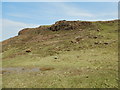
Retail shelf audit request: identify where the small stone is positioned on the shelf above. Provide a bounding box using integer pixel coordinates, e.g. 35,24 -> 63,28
66,49 -> 70,51
93,36 -> 98,39
94,42 -> 99,44
97,29 -> 100,32
25,49 -> 31,53
54,56 -> 58,59
104,42 -> 109,45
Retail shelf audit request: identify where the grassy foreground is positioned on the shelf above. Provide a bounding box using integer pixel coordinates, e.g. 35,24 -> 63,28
2,20 -> 118,88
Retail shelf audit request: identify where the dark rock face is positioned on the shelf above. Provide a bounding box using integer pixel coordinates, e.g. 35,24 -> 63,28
49,20 -> 93,31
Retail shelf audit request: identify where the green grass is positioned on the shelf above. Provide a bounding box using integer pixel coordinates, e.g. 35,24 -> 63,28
2,47 -> 118,88
2,20 -> 118,88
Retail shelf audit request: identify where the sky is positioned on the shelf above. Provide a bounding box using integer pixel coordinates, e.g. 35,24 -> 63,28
1,2 -> 118,41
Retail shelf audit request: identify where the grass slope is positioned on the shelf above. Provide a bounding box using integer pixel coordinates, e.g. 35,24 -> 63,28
2,20 -> 118,88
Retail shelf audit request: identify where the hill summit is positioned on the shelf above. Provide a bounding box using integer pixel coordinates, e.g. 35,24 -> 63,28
18,20 -> 117,36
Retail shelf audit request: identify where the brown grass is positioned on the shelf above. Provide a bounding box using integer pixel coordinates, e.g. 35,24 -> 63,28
40,67 -> 55,71
1,70 -> 8,74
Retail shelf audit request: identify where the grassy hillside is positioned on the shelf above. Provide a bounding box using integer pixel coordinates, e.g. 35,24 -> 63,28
1,20 -> 118,88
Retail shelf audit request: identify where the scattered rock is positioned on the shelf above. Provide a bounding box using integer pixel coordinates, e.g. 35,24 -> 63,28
25,49 -> 31,53
104,42 -> 109,45
75,36 -> 83,42
94,41 -> 109,45
70,36 -> 83,44
70,40 -> 74,43
79,46 -> 82,48
94,41 -> 102,45
97,29 -> 100,32
70,40 -> 76,43
66,49 -> 70,51
94,42 -> 99,44
93,36 -> 98,39
54,56 -> 58,59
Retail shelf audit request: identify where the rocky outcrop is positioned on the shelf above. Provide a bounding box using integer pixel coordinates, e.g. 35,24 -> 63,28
49,20 -> 93,31
18,20 -> 118,35
18,20 -> 94,35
